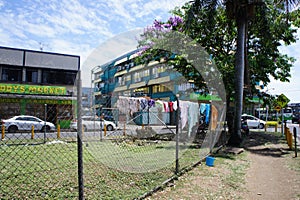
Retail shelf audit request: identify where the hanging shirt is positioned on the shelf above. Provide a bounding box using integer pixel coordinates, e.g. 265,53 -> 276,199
163,102 -> 169,112
200,103 -> 206,115
168,102 -> 174,112
172,101 -> 178,111
205,104 -> 211,124
140,98 -> 148,110
148,99 -> 155,107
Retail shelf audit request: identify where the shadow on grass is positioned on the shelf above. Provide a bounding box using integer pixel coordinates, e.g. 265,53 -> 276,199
241,131 -> 290,158
213,151 -> 237,160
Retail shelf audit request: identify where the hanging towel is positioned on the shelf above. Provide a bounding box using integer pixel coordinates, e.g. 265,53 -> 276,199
188,102 -> 199,136
172,101 -> 178,111
200,103 -> 206,114
140,98 -> 148,110
163,102 -> 170,112
180,100 -> 189,129
205,104 -> 211,124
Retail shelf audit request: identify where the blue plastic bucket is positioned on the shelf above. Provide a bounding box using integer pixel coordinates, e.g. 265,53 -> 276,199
206,156 -> 215,167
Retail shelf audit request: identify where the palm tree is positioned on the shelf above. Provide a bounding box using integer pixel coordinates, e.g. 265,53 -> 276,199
186,0 -> 299,146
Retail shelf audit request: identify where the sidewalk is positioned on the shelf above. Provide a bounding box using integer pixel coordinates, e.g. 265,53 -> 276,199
145,131 -> 300,200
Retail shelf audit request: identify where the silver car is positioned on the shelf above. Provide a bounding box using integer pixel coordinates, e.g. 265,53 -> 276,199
70,116 -> 117,132
2,115 -> 56,133
242,114 -> 266,129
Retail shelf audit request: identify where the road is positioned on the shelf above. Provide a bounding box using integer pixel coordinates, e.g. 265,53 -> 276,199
1,130 -> 124,141
2,123 -> 299,145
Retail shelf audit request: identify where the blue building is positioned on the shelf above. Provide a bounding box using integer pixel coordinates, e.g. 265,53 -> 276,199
91,50 -> 196,108
92,49 -> 211,126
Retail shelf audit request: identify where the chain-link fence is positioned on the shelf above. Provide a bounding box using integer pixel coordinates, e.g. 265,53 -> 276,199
0,97 -> 79,199
0,75 -> 227,199
87,91 -> 228,199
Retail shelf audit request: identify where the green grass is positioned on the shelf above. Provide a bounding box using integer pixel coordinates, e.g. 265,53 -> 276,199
0,138 -> 204,199
149,151 -> 250,200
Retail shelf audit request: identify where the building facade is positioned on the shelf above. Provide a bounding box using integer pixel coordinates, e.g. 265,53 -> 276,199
91,49 -> 220,127
0,46 -> 80,128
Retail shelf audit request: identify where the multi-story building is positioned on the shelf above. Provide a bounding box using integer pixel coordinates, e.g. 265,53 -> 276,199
91,49 -> 202,125
0,46 -> 80,128
92,50 -> 195,103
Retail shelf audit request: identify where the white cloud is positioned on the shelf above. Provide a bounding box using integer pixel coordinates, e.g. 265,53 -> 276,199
0,0 -> 298,102
267,29 -> 300,103
81,29 -> 143,87
0,0 -> 4,8
0,0 -> 187,52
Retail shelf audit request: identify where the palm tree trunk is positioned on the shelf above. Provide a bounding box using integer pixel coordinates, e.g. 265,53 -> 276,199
228,7 -> 247,146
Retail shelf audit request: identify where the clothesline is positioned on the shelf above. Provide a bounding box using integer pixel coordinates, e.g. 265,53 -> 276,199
115,96 -> 213,135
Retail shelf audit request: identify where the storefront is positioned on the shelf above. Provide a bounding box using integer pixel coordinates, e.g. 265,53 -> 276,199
0,83 -> 76,128
0,46 -> 80,128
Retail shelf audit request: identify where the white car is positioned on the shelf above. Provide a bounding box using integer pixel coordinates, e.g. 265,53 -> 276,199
70,116 -> 117,132
2,115 -> 56,133
242,114 -> 266,129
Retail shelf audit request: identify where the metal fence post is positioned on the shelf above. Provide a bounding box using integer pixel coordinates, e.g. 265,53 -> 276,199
44,104 -> 47,143
2,125 -> 5,140
175,95 -> 180,175
293,127 -> 297,157
77,70 -> 84,200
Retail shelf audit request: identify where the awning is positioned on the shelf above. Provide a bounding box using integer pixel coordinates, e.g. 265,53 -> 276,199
128,64 -> 144,73
129,53 -> 139,60
113,85 -> 128,92
114,70 -> 127,77
147,61 -> 159,67
114,57 -> 128,66
148,76 -> 170,85
128,81 -> 147,89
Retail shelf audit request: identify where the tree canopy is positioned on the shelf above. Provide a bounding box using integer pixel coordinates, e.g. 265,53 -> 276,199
137,0 -> 299,145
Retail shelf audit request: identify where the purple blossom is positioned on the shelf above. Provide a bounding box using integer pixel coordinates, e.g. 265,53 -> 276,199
164,23 -> 172,29
153,19 -> 164,31
138,15 -> 184,56
169,16 -> 183,27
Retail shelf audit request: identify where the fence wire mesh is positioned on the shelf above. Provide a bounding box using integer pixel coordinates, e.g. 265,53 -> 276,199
0,76 -> 226,200
80,93 -> 226,199
0,97 -> 79,199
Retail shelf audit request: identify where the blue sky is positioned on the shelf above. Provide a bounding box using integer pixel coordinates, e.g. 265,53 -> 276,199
0,0 -> 299,103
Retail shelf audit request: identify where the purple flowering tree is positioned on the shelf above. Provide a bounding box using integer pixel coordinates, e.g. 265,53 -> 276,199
136,15 -> 222,98
137,16 -> 184,56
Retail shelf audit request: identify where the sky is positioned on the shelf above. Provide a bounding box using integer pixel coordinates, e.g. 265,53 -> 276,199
0,0 -> 299,103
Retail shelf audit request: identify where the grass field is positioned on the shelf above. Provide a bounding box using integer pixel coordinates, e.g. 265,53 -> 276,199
0,137 -> 206,199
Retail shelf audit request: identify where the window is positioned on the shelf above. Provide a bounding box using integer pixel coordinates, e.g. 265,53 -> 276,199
152,84 -> 170,93
152,67 -> 159,78
118,77 -> 125,86
133,87 -> 149,97
133,69 -> 150,83
134,72 -> 142,82
152,64 -> 168,78
26,68 -> 38,83
2,67 -> 22,82
125,75 -> 131,82
42,69 -> 77,85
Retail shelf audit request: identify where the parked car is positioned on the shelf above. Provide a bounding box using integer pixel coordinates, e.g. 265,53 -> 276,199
2,115 -> 56,133
241,114 -> 266,129
292,114 -> 300,124
70,116 -> 117,132
241,119 -> 249,135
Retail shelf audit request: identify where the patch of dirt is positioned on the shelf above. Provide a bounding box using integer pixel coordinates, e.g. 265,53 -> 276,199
145,131 -> 300,200
242,132 -> 300,200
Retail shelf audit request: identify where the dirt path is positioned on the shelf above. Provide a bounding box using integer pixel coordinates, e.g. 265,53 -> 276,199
145,132 -> 300,200
243,133 -> 300,200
